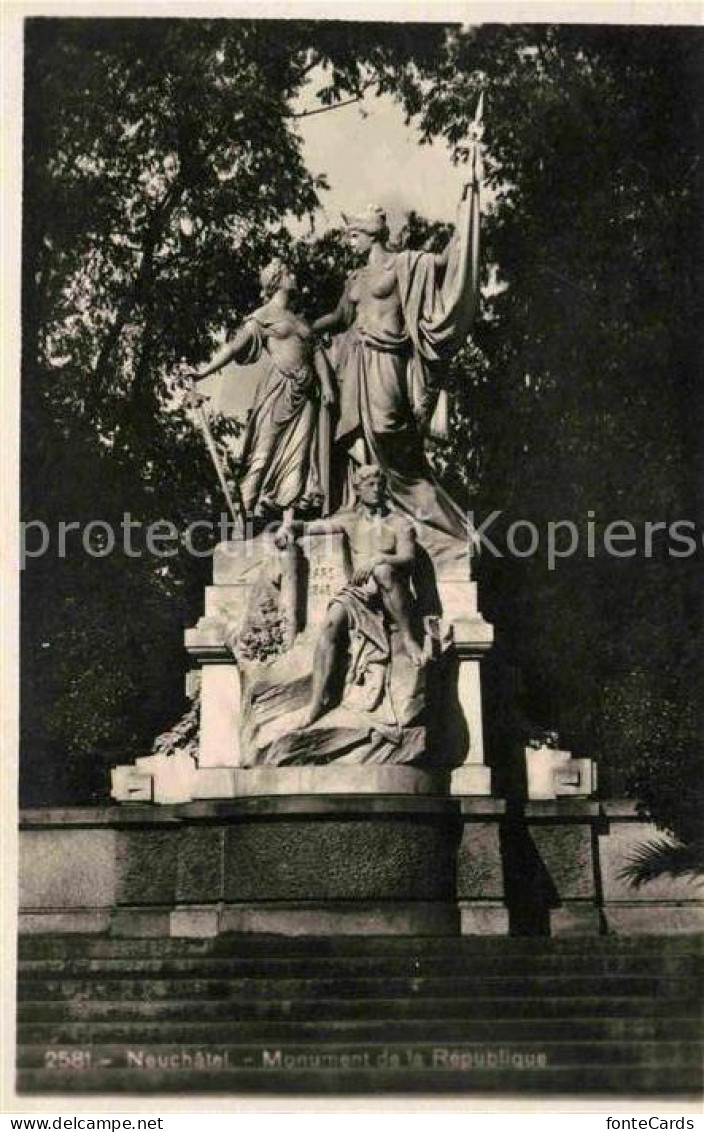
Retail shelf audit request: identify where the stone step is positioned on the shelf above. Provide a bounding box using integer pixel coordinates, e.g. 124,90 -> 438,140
17,934 -> 704,960
18,954 -> 704,979
18,1015 -> 702,1046
15,1062 -> 703,1096
19,994 -> 699,1024
17,933 -> 702,1097
17,974 -> 697,1002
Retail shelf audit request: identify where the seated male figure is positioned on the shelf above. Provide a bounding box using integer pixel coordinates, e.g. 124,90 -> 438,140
275,464 -> 423,726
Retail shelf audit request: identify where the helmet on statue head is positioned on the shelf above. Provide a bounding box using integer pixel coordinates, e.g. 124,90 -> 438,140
341,205 -> 387,237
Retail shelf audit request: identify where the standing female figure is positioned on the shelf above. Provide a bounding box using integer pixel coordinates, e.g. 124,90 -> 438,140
189,259 -> 334,516
312,146 -> 483,571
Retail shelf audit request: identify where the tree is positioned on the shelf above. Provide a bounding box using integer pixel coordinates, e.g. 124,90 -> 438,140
395,25 -> 703,834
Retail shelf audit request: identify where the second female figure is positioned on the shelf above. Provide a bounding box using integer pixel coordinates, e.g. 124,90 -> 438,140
188,258 -> 335,517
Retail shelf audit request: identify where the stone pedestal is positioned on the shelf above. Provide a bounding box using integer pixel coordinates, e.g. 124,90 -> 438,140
498,801 -> 603,936
192,766 -> 450,798
19,802 -> 704,938
20,800 -> 463,937
525,745 -> 598,800
524,801 -> 602,936
103,530 -> 504,937
456,799 -> 509,934
193,538 -> 495,796
112,533 -> 496,803
198,664 -> 241,768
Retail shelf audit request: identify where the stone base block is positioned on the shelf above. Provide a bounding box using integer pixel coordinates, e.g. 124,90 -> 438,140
197,765 -> 451,797
451,764 -> 492,796
20,828 -> 118,908
111,908 -> 173,937
170,905 -> 221,938
218,901 -> 460,936
458,901 -> 509,935
192,768 -> 236,799
525,805 -> 599,902
221,800 -> 459,902
549,903 -> 602,936
17,910 -> 112,935
110,764 -> 152,802
603,904 -> 704,935
598,805 -> 704,906
19,801 -> 702,939
525,746 -> 597,801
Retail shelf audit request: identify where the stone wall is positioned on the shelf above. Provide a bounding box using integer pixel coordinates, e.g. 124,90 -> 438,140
18,799 -> 703,937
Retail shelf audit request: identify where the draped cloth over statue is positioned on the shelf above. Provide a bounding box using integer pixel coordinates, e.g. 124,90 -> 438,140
235,312 -> 323,513
327,183 -> 481,573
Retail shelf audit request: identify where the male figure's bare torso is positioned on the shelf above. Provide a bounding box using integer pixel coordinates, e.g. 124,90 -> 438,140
332,508 -> 415,572
275,467 -> 423,725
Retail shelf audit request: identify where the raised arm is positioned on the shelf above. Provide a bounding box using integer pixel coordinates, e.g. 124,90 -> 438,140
312,300 -> 348,336
190,321 -> 258,381
420,223 -> 457,272
312,279 -> 356,336
274,516 -> 346,548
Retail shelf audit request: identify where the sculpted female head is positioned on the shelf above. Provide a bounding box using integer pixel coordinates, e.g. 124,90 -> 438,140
259,258 -> 297,300
342,205 -> 389,254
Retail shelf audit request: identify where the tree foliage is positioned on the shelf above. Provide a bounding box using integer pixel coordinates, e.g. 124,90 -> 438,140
402,25 -> 703,835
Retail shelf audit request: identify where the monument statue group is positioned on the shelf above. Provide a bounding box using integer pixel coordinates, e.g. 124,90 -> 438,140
112,127 -> 496,801
17,48 -> 700,1105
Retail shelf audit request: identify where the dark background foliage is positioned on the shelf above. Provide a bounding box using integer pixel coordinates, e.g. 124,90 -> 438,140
21,20 -> 703,845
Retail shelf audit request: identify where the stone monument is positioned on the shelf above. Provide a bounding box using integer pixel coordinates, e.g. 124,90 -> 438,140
113,126 -> 493,807
106,125 -> 511,935
22,124 -> 699,943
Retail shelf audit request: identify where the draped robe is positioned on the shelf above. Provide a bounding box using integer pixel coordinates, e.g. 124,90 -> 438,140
326,182 -> 481,573
234,312 -> 322,513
